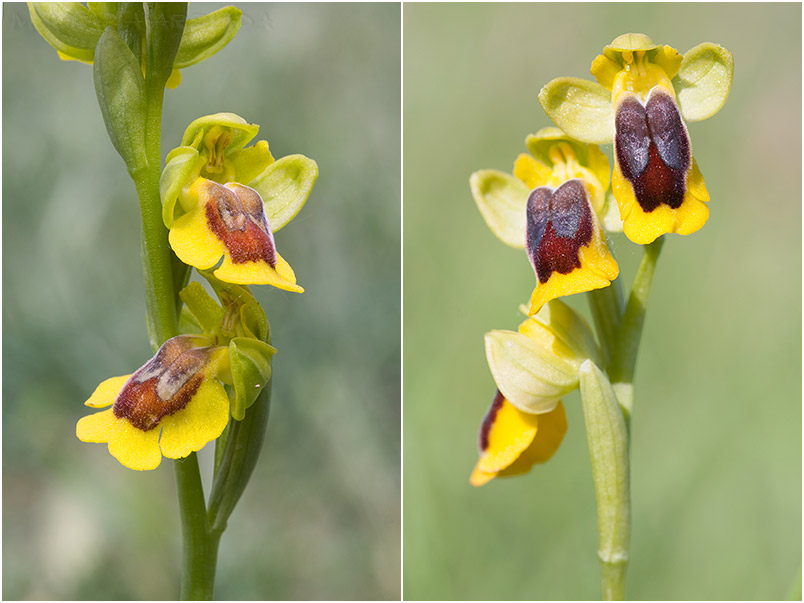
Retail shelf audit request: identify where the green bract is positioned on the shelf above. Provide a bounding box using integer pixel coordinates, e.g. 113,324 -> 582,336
93,26 -> 147,172
144,3 -> 187,89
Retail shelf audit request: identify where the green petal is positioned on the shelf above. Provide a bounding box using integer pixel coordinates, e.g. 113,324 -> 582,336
251,155 -> 318,232
539,77 -> 614,145
470,169 -> 530,249
29,2 -> 103,62
485,329 -> 578,414
674,42 -> 734,122
174,6 -> 242,69
229,338 -> 277,421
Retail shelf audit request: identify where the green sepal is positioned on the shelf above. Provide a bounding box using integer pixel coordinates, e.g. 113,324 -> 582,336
229,337 -> 277,421
579,360 -> 630,573
172,252 -> 192,318
250,154 -> 319,232
160,146 -> 202,227
674,42 -> 734,123
208,382 -> 271,532
93,26 -> 147,173
143,2 -> 187,88
485,328 -> 579,414
29,2 -> 104,62
181,112 -> 258,154
174,6 -> 243,69
470,169 -> 529,249
539,77 -> 614,145
179,281 -> 225,335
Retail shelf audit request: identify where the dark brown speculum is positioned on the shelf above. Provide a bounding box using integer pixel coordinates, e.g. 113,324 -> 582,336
615,89 -> 690,212
526,179 -> 593,283
113,337 -> 211,431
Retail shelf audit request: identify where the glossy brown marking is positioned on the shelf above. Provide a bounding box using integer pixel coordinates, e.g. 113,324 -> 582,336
526,179 -> 593,283
204,182 -> 277,266
479,390 -> 505,452
113,337 -> 210,431
616,89 -> 690,212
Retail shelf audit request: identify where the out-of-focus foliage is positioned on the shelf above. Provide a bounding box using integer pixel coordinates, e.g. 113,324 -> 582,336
3,3 -> 400,600
403,3 -> 801,600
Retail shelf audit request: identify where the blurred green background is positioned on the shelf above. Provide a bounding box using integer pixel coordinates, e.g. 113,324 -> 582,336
3,3 -> 399,600
403,3 -> 801,601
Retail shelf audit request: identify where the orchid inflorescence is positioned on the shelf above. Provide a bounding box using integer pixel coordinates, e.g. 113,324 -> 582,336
469,33 -> 732,599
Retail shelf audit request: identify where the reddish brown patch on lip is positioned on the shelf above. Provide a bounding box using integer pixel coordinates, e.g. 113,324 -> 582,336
112,336 -> 210,431
526,179 -> 593,284
615,90 -> 690,212
113,374 -> 203,431
203,182 -> 277,266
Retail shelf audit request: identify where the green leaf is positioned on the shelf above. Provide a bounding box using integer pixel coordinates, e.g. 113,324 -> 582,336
470,169 -> 529,249
674,42 -> 734,123
29,2 -> 104,62
144,2 -> 187,88
208,382 -> 271,532
229,337 -> 277,421
93,26 -> 147,172
484,329 -> 578,414
539,77 -> 614,145
174,6 -> 242,69
251,154 -> 319,232
179,281 -> 224,335
579,360 -> 630,580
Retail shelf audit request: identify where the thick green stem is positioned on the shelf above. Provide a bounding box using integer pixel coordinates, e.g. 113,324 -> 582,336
175,454 -> 221,600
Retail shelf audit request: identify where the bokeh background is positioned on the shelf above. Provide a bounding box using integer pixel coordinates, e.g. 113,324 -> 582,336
3,3 -> 400,600
404,3 -> 801,601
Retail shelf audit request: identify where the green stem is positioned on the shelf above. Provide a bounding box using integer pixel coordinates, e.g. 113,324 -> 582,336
609,237 -> 664,426
175,454 -> 221,600
587,280 -> 623,368
584,237 -> 664,601
132,81 -> 221,599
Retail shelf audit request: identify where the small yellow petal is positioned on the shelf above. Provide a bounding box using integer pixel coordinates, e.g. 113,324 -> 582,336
590,54 -> 621,90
